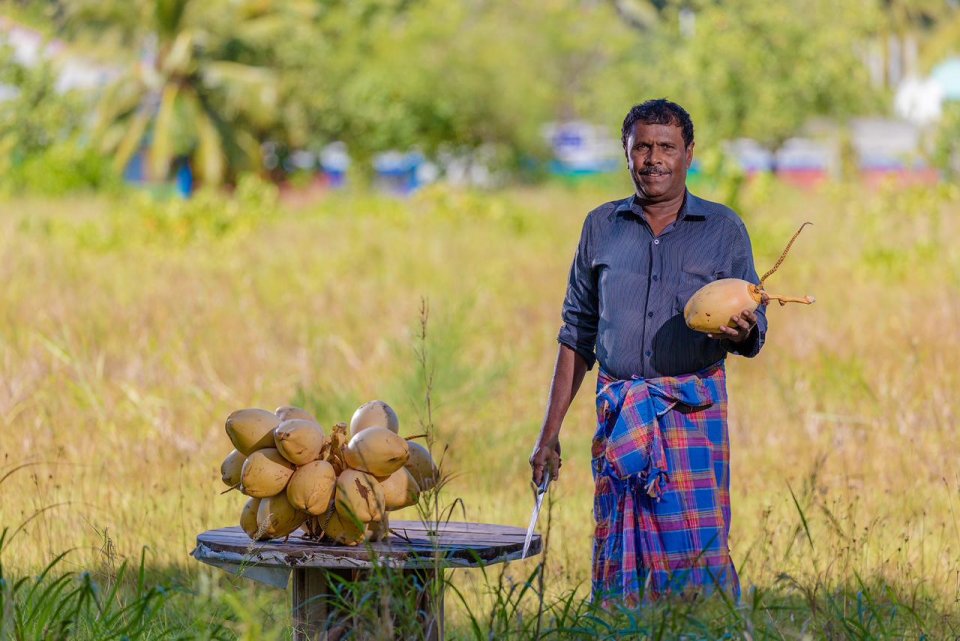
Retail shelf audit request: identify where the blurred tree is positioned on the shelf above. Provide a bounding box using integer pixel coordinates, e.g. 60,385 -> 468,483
606,0 -> 665,31
932,102 -> 960,178
640,0 -> 881,164
284,0 -> 639,171
15,0 -> 955,184
861,0 -> 958,86
67,0 -> 306,185
0,45 -> 115,194
876,0 -> 953,34
0,46 -> 81,166
915,2 -> 960,70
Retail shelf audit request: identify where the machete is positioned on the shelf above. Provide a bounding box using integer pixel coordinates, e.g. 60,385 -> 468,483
521,468 -> 551,559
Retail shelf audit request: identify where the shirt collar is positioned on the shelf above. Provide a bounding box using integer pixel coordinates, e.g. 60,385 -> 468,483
614,190 -> 706,222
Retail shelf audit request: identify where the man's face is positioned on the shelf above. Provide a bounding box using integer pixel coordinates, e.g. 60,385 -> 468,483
625,121 -> 694,203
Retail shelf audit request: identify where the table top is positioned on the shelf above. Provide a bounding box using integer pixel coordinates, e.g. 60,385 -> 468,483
192,521 -> 542,570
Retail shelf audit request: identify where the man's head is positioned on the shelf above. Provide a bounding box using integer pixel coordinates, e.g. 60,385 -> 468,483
621,99 -> 694,204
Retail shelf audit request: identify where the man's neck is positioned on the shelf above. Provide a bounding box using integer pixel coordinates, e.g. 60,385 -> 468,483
637,190 -> 686,237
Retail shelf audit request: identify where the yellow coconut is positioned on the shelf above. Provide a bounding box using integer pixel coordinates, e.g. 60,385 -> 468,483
240,497 -> 262,540
240,448 -> 295,498
683,279 -> 764,333
343,427 -> 409,477
274,419 -> 327,465
220,449 -> 246,487
404,441 -> 439,491
683,222 -> 815,334
684,279 -> 815,333
335,469 -> 385,523
226,408 -> 281,455
322,510 -> 366,546
378,467 -> 420,511
256,493 -> 307,539
286,460 -> 337,515
275,405 -> 317,423
349,400 -> 400,436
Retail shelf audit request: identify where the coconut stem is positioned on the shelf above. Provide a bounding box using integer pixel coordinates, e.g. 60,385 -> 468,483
765,293 -> 816,306
220,483 -> 240,495
759,222 -> 812,287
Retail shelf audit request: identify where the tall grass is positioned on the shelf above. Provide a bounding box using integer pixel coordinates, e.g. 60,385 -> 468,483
0,177 -> 958,638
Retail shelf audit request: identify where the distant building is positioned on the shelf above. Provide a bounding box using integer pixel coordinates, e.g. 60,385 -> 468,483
851,117 -> 937,186
542,121 -> 620,176
895,56 -> 960,127
726,117 -> 938,187
931,57 -> 960,102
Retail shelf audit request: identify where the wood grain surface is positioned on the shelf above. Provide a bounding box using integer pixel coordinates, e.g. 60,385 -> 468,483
192,521 -> 541,570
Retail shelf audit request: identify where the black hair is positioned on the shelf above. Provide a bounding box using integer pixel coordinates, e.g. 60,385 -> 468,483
621,99 -> 694,149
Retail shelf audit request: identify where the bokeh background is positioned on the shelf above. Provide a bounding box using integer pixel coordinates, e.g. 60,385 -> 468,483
1,1 -> 959,639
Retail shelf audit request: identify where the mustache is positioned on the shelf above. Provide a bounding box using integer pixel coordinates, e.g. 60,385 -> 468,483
639,167 -> 670,176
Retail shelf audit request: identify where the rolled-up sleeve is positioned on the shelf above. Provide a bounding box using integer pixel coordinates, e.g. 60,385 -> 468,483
557,216 -> 599,369
723,221 -> 767,357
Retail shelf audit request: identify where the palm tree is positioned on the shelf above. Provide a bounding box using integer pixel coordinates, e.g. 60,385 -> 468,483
871,0 -> 957,85
916,3 -> 960,71
76,0 -> 301,186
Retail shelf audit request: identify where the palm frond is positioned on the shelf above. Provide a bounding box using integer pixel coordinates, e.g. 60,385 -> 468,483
149,83 -> 180,180
112,110 -> 151,173
191,94 -> 226,185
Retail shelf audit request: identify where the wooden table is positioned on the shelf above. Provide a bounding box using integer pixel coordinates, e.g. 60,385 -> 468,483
192,521 -> 541,640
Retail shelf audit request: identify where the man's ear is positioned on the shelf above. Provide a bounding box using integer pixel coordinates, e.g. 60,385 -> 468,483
686,142 -> 695,168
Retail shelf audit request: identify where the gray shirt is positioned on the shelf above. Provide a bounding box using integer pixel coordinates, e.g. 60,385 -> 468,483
557,191 -> 767,380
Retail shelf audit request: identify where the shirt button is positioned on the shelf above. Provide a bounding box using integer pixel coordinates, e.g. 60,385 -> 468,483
645,350 -> 652,357
653,239 -> 660,245
647,311 -> 654,318
652,275 -> 659,281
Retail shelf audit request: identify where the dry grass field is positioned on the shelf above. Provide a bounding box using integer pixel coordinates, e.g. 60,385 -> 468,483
1,176 -> 959,638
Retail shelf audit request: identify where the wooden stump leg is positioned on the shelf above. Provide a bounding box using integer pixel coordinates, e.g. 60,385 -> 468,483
291,568 -> 357,641
403,569 -> 444,641
292,567 -> 444,641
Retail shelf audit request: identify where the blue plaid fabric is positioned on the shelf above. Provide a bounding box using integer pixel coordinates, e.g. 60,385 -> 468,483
592,363 -> 739,604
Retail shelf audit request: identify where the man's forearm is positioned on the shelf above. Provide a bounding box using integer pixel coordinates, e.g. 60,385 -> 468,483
538,344 -> 589,443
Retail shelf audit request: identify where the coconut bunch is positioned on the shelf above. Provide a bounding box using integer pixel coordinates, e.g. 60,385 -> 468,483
219,400 -> 439,545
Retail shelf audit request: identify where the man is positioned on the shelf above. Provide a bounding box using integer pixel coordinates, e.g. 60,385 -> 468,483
529,99 -> 766,603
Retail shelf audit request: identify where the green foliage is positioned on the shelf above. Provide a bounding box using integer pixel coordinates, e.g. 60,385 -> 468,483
1,141 -> 119,196
646,0 -> 881,153
0,47 -> 77,162
19,172 -> 278,248
278,0 -> 641,167
0,44 -> 117,195
0,462 -> 175,641
72,0 -> 300,185
931,102 -> 960,178
105,173 -> 279,246
14,0 -> 957,184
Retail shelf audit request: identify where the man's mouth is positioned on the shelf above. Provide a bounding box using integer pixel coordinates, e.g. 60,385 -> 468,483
640,170 -> 670,177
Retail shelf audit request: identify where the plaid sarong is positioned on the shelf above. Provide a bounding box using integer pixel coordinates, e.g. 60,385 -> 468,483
591,363 -> 739,604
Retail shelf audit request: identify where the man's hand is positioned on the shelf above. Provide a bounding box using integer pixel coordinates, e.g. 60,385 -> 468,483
707,308 -> 759,343
530,439 -> 561,486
